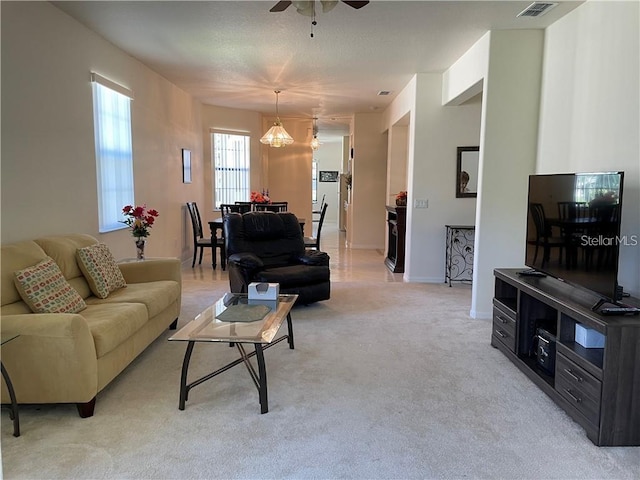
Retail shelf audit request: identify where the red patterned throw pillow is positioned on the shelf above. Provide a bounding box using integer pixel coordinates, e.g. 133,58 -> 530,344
76,243 -> 126,299
14,257 -> 87,313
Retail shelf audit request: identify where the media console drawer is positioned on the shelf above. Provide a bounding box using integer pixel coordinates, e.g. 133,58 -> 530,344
492,306 -> 516,352
556,353 -> 602,427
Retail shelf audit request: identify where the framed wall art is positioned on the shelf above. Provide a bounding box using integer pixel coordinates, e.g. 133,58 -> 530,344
319,170 -> 339,182
456,146 -> 479,198
182,149 -> 192,184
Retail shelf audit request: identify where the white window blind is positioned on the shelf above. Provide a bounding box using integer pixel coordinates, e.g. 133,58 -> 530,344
312,161 -> 318,203
213,132 -> 250,208
91,73 -> 134,232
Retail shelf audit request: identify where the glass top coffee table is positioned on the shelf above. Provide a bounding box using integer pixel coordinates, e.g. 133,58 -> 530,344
169,293 -> 298,414
2,334 -> 20,437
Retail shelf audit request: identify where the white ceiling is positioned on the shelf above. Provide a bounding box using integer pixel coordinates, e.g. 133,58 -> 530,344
53,0 -> 582,141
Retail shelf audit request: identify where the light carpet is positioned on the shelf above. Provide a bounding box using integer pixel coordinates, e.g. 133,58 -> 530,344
1,281 -> 638,479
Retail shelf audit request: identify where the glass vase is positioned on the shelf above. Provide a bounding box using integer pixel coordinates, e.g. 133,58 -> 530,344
135,238 -> 146,260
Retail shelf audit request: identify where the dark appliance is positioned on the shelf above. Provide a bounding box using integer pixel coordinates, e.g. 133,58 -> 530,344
525,172 -> 625,303
536,328 -> 556,374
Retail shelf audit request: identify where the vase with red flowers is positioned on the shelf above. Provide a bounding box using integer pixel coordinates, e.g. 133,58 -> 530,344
121,204 -> 160,260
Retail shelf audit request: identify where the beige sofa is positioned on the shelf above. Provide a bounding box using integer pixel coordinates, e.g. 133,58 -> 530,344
1,234 -> 181,417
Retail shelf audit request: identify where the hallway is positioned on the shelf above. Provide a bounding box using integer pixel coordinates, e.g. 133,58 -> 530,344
183,222 -> 404,284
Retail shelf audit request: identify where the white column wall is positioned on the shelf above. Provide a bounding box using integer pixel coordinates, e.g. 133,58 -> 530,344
536,1 -> 640,296
405,74 -> 481,282
470,30 -> 544,318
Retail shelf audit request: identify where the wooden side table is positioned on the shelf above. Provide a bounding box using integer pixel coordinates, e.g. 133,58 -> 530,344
1,334 -> 20,437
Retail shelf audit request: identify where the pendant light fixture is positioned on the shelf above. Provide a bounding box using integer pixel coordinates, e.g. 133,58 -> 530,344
310,117 -> 320,151
260,90 -> 294,148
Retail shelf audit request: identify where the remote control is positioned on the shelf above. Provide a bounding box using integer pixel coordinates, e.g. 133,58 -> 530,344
517,269 -> 546,277
601,307 -> 640,316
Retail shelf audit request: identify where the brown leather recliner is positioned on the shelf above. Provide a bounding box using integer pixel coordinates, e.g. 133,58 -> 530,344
223,212 -> 330,305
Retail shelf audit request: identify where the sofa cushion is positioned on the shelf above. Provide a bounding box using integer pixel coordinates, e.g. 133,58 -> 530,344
35,234 -> 98,299
1,240 -> 48,307
80,303 -> 148,358
76,244 -> 127,299
84,281 -> 180,318
13,257 -> 87,314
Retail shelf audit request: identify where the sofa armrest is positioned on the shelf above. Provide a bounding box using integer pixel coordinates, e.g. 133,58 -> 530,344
1,314 -> 98,403
298,250 -> 330,267
118,258 -> 182,285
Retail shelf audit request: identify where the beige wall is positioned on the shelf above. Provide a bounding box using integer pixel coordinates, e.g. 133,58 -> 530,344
348,113 -> 388,249
200,104 -> 263,220
1,2 -> 203,262
264,117 -> 314,223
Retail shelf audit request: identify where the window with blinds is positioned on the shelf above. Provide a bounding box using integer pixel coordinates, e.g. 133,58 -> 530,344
91,73 -> 134,232
213,132 -> 250,208
312,161 -> 318,203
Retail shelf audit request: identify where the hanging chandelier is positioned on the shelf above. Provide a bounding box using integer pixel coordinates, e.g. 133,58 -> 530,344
310,117 -> 320,151
260,90 -> 294,148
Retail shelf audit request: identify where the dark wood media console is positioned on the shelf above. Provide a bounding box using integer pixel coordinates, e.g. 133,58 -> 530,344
492,268 -> 640,446
385,206 -> 406,273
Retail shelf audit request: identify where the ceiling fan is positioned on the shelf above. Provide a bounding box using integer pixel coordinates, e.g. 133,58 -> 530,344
270,1 -> 370,16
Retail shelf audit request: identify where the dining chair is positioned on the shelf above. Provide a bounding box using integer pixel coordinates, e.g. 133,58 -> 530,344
304,202 -> 328,250
234,201 -> 254,211
255,202 -> 288,212
313,194 -> 326,223
528,203 -> 564,268
186,202 -> 224,269
220,203 -> 251,215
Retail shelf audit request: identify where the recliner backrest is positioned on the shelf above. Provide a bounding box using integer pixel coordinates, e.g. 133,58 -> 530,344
224,212 -> 305,268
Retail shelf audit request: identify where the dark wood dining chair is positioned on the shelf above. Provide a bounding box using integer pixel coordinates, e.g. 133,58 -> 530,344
186,202 -> 224,269
313,194 -> 326,223
234,201 -> 253,211
220,203 -> 251,215
305,202 -> 328,250
528,202 -> 564,268
255,202 -> 288,212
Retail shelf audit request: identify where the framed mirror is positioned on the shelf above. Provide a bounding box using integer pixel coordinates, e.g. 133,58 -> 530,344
456,146 -> 479,198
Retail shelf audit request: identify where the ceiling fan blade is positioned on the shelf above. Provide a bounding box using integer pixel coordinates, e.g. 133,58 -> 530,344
270,1 -> 292,12
294,1 -> 314,17
321,0 -> 338,13
341,1 -> 369,9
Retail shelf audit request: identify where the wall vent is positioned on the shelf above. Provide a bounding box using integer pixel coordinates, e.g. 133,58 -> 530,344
517,2 -> 558,17
377,90 -> 392,96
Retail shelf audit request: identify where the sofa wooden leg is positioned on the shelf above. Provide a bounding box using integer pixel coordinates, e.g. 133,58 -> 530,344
169,318 -> 178,330
76,397 -> 96,418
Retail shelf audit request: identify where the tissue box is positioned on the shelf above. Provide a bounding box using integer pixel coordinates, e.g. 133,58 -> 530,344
575,324 -> 605,348
248,282 -> 279,301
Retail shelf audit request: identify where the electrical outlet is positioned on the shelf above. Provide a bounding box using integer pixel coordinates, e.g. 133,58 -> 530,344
414,199 -> 428,208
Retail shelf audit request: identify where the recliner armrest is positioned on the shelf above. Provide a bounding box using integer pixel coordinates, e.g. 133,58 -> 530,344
227,252 -> 264,270
298,250 -> 330,266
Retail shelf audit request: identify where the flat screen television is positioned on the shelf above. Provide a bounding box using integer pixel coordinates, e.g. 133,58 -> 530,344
525,171 -> 624,303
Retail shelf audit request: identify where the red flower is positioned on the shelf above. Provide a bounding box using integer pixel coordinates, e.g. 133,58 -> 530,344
120,204 -> 159,238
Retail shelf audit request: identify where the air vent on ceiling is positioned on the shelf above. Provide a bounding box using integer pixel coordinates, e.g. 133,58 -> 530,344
517,2 -> 558,18
377,90 -> 392,96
